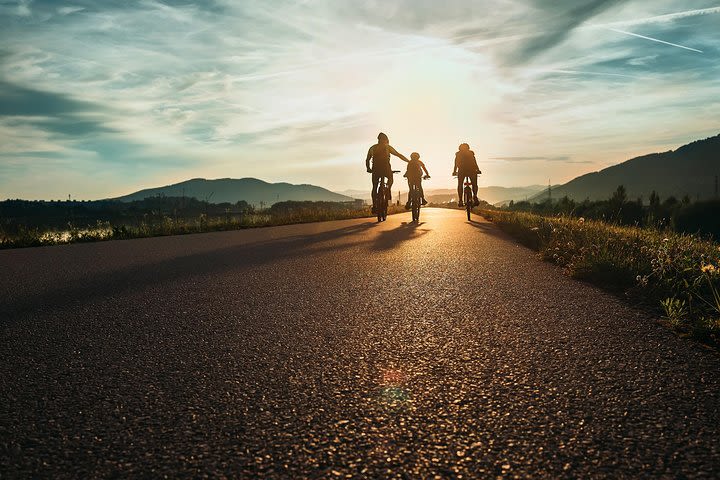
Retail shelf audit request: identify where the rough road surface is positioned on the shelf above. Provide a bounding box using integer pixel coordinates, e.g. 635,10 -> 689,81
1,208 -> 719,478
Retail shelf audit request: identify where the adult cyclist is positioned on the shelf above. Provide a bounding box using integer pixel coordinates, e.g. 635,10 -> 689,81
365,132 -> 410,213
452,143 -> 481,207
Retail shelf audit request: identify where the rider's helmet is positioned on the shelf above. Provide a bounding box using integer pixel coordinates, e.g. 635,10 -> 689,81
410,152 -> 420,160
459,143 -> 470,151
377,132 -> 389,143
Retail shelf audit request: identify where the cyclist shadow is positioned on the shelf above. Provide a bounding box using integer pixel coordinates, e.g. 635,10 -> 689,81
465,219 -> 514,240
371,221 -> 429,251
2,221 -> 382,324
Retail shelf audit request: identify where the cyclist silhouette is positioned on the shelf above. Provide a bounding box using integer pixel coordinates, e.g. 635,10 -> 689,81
404,152 -> 430,209
366,132 -> 409,213
452,143 -> 481,207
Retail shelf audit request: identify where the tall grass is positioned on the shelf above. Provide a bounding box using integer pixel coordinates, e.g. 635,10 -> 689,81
481,209 -> 720,345
0,205 -> 405,249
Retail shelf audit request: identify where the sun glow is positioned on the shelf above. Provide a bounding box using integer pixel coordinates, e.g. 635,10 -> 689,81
360,47 -> 510,189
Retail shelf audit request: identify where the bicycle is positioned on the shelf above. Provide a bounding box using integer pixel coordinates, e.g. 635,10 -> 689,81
455,175 -> 474,221
375,170 -> 400,222
408,175 -> 430,223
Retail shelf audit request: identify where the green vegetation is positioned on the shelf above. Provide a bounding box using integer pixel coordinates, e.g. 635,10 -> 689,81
0,197 -> 398,249
481,209 -> 720,346
507,187 -> 720,239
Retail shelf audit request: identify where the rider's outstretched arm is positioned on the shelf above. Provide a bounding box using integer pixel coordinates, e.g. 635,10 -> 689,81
388,145 -> 409,163
420,161 -> 430,177
365,146 -> 374,172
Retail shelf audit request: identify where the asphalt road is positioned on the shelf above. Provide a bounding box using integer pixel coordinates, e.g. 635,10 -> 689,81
1,208 -> 719,478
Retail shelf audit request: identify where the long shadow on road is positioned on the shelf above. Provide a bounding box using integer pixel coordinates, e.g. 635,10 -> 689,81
2,221 -> 386,325
370,221 -> 430,251
465,218 -> 518,242
4,218 -> 501,324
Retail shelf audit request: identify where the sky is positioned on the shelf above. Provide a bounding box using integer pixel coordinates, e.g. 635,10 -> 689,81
0,0 -> 719,200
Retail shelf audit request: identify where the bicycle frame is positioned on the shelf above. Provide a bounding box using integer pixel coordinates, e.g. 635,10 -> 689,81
409,182 -> 422,223
462,176 -> 473,221
374,170 -> 400,222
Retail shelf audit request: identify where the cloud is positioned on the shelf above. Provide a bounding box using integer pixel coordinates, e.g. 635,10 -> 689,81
626,54 -> 658,66
492,156 -> 570,162
512,0 -> 625,61
0,80 -> 97,117
57,6 -> 85,16
595,6 -> 720,28
491,155 -> 593,164
0,81 -> 114,137
16,0 -> 32,17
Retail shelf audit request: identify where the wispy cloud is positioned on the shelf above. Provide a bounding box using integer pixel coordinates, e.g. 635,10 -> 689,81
595,6 -> 720,28
491,156 -> 593,164
492,156 -> 571,162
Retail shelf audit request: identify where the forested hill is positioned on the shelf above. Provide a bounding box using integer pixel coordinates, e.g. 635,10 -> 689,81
113,178 -> 354,205
531,134 -> 720,201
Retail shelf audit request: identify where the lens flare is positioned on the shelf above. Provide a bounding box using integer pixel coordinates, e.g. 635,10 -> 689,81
379,368 -> 411,404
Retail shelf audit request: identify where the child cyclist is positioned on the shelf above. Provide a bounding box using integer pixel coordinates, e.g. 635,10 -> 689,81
404,152 -> 430,209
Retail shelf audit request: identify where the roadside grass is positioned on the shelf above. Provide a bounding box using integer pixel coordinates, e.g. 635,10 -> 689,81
481,209 -> 720,347
0,205 -> 406,249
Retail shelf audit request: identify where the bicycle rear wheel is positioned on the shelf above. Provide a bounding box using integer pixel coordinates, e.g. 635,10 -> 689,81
379,186 -> 389,221
410,188 -> 420,222
464,186 -> 472,221
376,189 -> 384,222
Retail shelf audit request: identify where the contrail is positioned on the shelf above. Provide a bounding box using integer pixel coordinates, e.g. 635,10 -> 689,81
605,27 -> 703,53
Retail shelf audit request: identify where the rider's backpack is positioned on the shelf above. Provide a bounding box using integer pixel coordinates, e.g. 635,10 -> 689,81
456,150 -> 477,172
373,143 -> 390,163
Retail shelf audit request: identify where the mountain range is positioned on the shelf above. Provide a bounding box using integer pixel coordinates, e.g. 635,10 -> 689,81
530,134 -> 720,202
113,178 -> 354,205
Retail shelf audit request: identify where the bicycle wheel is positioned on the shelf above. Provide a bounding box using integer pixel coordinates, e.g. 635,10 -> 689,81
377,188 -> 384,222
410,188 -> 418,222
464,187 -> 472,221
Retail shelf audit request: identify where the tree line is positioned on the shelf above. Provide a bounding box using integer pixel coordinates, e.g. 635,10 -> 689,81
0,196 -> 252,233
505,186 -> 720,239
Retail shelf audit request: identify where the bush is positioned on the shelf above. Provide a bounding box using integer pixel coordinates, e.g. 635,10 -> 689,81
674,199 -> 720,239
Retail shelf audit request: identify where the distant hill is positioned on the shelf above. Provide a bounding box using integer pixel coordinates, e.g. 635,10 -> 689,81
339,186 -> 546,205
113,178 -> 354,205
531,134 -> 720,202
427,185 -> 547,205
336,189 -> 371,200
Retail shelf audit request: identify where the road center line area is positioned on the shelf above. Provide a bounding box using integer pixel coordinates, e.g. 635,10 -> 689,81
1,208 -> 719,477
